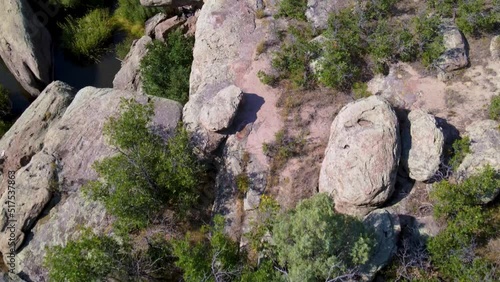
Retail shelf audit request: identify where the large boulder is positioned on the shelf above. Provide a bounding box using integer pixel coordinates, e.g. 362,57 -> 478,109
436,20 -> 468,73
306,0 -> 353,30
140,0 -> 201,7
0,0 -> 52,96
457,119 -> 500,203
319,96 -> 400,216
1,87 -> 182,280
113,36 -> 152,93
360,209 -> 400,281
0,81 -> 75,180
199,85 -> 242,132
401,109 -> 444,182
183,0 -> 257,155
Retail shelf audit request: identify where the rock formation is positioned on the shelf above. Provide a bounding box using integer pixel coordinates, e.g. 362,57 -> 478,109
199,85 -> 242,132
0,86 -> 182,280
401,109 -> 444,182
457,119 -> 500,203
436,20 -> 468,73
0,0 -> 52,96
183,0 -> 258,155
113,36 -> 152,93
319,96 -> 400,216
360,209 -> 400,281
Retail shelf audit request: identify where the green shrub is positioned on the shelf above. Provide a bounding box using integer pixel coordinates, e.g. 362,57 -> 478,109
449,136 -> 471,170
368,20 -> 394,73
456,0 -> 497,35
352,82 -> 372,100
428,166 -> 500,281
275,0 -> 307,20
363,0 -> 397,20
172,215 -> 244,282
113,0 -> 162,37
319,9 -> 364,89
141,30 -> 194,104
413,13 -> 444,67
257,70 -> 278,86
396,27 -> 419,62
490,95 -> 500,121
271,25 -> 319,89
44,230 -> 130,282
273,193 -> 375,281
84,99 -> 202,232
59,8 -> 115,62
431,165 -> 500,218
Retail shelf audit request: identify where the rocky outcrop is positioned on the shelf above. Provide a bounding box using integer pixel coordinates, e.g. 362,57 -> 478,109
0,81 -> 75,180
491,35 -> 500,60
0,0 -> 52,96
154,16 -> 186,41
199,85 -> 242,132
360,209 -> 400,281
401,109 -> 444,182
184,0 -> 257,155
436,20 -> 468,73
145,13 -> 168,37
0,87 -> 182,280
113,36 -> 152,93
319,96 -> 400,216
140,0 -> 201,7
306,0 -> 353,30
457,119 -> 500,203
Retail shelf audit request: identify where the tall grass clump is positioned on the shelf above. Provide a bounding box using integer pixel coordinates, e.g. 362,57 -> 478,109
59,8 -> 115,62
113,0 -> 163,38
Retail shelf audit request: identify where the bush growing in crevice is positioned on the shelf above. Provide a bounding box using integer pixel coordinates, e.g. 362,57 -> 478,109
275,0 -> 307,20
140,30 -> 194,104
84,99 -> 202,233
449,136 -> 471,171
489,95 -> 500,121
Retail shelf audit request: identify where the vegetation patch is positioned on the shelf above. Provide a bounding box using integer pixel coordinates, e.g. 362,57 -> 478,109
489,95 -> 500,121
429,165 -> 500,281
59,8 -> 115,62
140,30 -> 195,104
83,99 -> 202,233
449,136 -> 471,171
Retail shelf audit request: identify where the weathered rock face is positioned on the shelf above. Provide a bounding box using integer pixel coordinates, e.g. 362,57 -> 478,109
113,36 -> 152,93
199,85 -> 242,132
306,0 -> 352,30
457,119 -> 500,203
0,87 -> 182,281
319,96 -> 400,216
154,16 -> 186,41
184,0 -> 257,155
491,35 -> 500,60
0,81 -> 75,182
140,0 -> 201,7
360,209 -> 400,281
436,20 -> 468,73
401,109 -> 444,182
0,0 -> 52,96
145,13 -> 168,37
